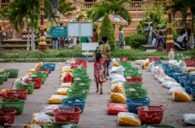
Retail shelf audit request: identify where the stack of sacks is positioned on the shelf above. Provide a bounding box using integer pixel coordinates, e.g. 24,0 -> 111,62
60,66 -> 73,83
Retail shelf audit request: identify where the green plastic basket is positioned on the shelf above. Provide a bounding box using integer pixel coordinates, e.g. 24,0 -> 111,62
72,68 -> 87,73
71,82 -> 91,90
0,98 -> 25,115
67,89 -> 88,99
174,56 -> 191,61
44,122 -> 77,128
30,72 -> 47,84
0,75 -> 5,84
73,73 -> 90,79
143,124 -> 176,128
124,82 -> 143,89
119,62 -> 132,67
5,69 -> 19,78
124,67 -> 139,72
15,82 -> 34,94
74,78 -> 91,84
126,88 -> 148,98
0,72 -> 10,81
125,72 -> 143,77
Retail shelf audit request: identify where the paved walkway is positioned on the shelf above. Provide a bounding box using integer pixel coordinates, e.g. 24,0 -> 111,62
0,62 -> 195,128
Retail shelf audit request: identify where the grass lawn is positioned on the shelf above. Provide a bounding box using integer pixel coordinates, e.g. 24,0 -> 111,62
0,48 -> 194,61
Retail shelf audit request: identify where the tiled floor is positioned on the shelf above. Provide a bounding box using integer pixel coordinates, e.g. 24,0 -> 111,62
0,62 -> 195,128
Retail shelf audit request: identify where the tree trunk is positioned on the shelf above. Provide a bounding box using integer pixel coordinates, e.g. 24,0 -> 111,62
31,23 -> 35,50
185,22 -> 187,34
190,18 -> 194,49
26,17 -> 30,51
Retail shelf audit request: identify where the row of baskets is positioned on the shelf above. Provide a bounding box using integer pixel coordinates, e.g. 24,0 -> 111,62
0,69 -> 19,84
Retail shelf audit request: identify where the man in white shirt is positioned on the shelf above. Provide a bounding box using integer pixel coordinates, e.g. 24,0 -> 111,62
118,27 -> 124,47
152,35 -> 156,45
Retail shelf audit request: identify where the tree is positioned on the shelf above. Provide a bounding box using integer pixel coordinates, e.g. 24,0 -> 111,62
77,7 -> 94,22
58,0 -> 76,15
0,6 -> 10,40
98,13 -> 116,50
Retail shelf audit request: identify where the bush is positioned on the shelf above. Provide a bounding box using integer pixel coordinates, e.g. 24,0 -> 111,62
125,34 -> 147,49
98,13 -> 116,50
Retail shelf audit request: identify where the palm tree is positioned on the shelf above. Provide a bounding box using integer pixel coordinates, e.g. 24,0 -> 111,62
58,0 -> 76,15
0,6 -> 10,40
77,7 -> 94,22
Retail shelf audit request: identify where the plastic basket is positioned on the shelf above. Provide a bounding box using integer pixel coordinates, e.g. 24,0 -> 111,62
0,75 -> 5,84
124,82 -> 143,89
75,59 -> 87,65
0,107 -> 16,127
166,69 -> 182,77
15,82 -> 34,94
54,106 -> 81,124
172,73 -> 189,82
119,62 -> 132,67
190,87 -> 195,100
72,68 -> 87,73
164,67 -> 179,74
44,122 -> 77,128
126,97 -> 151,114
184,59 -> 195,67
148,57 -> 161,62
125,67 -> 139,72
137,105 -> 165,124
0,72 -> 10,81
5,69 -> 19,78
67,89 -> 88,99
76,57 -> 88,61
24,77 -> 42,89
155,61 -> 163,66
126,88 -> 148,98
1,98 -> 25,115
43,63 -> 56,71
31,72 -> 47,84
39,65 -> 52,73
6,89 -> 28,100
184,81 -> 195,94
125,77 -> 143,83
70,63 -> 87,69
161,63 -> 169,68
119,58 -> 128,62
73,73 -> 90,79
61,96 -> 86,113
71,83 -> 91,90
125,72 -> 143,77
74,78 -> 91,84
35,68 -> 49,77
178,76 -> 195,87
143,124 -> 176,128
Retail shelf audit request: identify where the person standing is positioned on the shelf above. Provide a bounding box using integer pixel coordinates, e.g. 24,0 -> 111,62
60,23 -> 70,47
99,35 -> 111,77
156,31 -> 165,52
92,29 -> 98,43
52,37 -> 58,49
152,35 -> 157,45
118,27 -> 124,47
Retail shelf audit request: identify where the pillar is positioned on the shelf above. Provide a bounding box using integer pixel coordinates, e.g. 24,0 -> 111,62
166,0 -> 174,53
0,0 -> 1,9
38,0 -> 47,51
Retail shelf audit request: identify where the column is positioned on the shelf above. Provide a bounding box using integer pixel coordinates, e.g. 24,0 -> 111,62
0,0 -> 1,9
166,0 -> 174,53
39,0 -> 47,51
76,0 -> 81,11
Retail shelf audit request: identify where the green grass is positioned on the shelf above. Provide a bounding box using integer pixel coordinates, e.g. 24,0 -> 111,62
0,48 -> 194,61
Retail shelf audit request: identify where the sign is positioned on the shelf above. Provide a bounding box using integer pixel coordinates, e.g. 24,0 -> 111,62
50,26 -> 67,37
67,22 -> 80,37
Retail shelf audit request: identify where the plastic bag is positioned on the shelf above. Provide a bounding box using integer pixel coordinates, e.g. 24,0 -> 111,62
162,81 -> 181,89
61,83 -> 72,88
116,66 -> 125,77
28,69 -> 36,73
109,59 -> 114,72
154,74 -> 167,79
112,77 -> 126,83
186,67 -> 195,72
190,71 -> 195,76
183,114 -> 195,125
173,91 -> 191,102
135,60 -> 144,65
113,60 -> 119,67
158,76 -> 175,83
153,66 -> 165,75
168,87 -> 185,95
168,60 -> 178,66
118,112 -> 141,126
57,88 -> 69,95
177,61 -> 187,70
110,92 -> 126,103
144,61 -> 150,70
113,84 -> 125,94
48,94 -> 67,104
109,74 -> 124,80
41,104 -> 61,116
0,69 -> 5,72
107,103 -> 128,115
36,62 -> 43,69
23,124 -> 41,128
61,69 -> 72,73
31,113 -> 53,126
110,67 -> 120,73
148,61 -> 155,72
168,48 -> 175,60
25,72 -> 33,76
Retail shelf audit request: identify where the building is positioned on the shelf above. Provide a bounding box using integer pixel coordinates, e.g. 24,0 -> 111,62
0,0 -> 192,39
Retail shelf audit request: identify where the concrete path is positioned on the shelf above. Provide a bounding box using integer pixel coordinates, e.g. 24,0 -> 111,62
0,62 -> 195,128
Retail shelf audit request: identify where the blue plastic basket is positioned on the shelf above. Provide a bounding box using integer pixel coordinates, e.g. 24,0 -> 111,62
76,57 -> 88,61
154,61 -> 163,66
178,76 -> 195,87
167,69 -> 182,77
61,96 -> 86,113
39,65 -> 52,73
126,97 -> 151,114
190,87 -> 195,100
172,73 -> 189,82
164,66 -> 179,74
161,63 -> 169,67
43,63 -> 56,71
184,81 -> 195,94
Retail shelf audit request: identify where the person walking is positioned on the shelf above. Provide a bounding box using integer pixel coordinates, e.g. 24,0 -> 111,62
91,29 -> 98,43
118,27 -> 124,47
52,37 -> 58,49
156,31 -> 165,52
98,35 -> 111,77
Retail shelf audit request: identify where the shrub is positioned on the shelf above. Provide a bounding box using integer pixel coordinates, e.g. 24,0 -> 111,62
98,13 -> 116,50
125,34 -> 147,49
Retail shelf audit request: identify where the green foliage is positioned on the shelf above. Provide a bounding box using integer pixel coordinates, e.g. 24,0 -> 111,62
58,0 -> 76,15
98,13 -> 116,50
125,34 -> 147,49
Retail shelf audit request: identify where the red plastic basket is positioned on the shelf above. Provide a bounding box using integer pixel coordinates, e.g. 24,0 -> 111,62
184,59 -> 195,67
70,63 -> 87,69
0,91 -> 6,101
120,58 -> 128,62
24,77 -> 42,89
148,57 -> 161,62
54,107 -> 81,124
75,59 -> 87,64
35,68 -> 49,77
125,77 -> 143,83
6,89 -> 28,100
137,105 -> 165,124
0,107 -> 16,127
